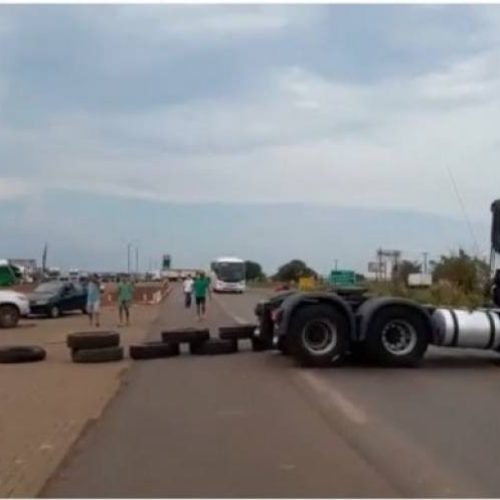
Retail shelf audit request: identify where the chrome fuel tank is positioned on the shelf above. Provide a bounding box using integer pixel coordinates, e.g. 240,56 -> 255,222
432,308 -> 500,350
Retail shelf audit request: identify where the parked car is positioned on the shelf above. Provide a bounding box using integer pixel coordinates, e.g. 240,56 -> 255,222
28,281 -> 87,318
0,290 -> 30,328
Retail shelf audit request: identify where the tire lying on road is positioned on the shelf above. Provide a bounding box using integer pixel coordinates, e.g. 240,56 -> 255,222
72,346 -> 124,363
0,345 -> 46,363
365,305 -> 429,367
161,328 -> 209,344
219,324 -> 257,340
189,338 -> 238,355
130,342 -> 180,360
67,331 -> 120,350
288,304 -> 350,367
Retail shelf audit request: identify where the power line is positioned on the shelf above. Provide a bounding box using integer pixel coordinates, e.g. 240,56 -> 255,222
446,165 -> 480,256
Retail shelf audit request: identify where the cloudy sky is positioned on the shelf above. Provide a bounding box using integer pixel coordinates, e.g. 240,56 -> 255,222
1,4 -> 499,274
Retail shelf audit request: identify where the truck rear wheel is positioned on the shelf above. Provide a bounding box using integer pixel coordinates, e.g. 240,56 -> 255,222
289,304 -> 349,367
366,306 -> 429,367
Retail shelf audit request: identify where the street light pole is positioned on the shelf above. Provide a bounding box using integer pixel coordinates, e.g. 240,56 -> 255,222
127,243 -> 131,274
422,252 -> 429,275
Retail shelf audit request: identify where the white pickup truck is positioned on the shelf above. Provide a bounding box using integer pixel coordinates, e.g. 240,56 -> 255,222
0,290 -> 30,328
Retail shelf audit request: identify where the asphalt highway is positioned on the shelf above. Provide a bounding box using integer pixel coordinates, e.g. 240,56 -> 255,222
42,286 -> 500,498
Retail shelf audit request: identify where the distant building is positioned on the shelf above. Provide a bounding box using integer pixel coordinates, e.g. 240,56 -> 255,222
8,258 -> 37,274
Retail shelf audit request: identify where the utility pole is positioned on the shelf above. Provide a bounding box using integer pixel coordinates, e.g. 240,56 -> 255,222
135,246 -> 139,277
334,259 -> 338,271
377,248 -> 383,281
127,243 -> 131,274
422,252 -> 429,275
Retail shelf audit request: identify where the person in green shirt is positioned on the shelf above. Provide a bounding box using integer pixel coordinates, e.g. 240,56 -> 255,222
193,271 -> 210,321
117,275 -> 134,326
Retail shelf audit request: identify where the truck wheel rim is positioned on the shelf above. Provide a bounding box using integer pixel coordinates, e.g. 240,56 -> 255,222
381,320 -> 417,356
302,319 -> 337,355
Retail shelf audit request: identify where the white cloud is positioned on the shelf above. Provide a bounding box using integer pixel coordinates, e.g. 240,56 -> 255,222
84,5 -> 310,42
3,6 -> 500,234
0,178 -> 33,201
414,49 -> 500,101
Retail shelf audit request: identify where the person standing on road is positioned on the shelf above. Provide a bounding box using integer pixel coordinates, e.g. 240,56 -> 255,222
183,274 -> 194,309
117,275 -> 134,326
86,274 -> 101,327
193,271 -> 210,321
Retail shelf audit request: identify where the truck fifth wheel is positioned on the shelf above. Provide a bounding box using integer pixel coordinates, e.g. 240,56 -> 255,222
253,200 -> 500,368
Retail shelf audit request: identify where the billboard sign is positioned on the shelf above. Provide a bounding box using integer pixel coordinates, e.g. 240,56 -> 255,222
162,254 -> 171,270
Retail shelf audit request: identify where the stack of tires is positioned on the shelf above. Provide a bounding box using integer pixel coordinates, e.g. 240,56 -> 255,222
67,331 -> 123,363
215,324 -> 258,354
131,324 -> 259,358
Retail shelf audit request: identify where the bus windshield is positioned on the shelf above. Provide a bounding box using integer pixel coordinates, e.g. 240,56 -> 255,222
213,262 -> 245,283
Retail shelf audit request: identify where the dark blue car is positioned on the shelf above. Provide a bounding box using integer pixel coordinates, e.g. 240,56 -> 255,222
28,281 -> 87,318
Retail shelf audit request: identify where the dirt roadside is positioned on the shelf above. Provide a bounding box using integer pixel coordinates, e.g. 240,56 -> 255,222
0,292 -> 167,498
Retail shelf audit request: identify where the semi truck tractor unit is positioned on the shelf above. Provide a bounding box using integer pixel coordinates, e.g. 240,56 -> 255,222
254,290 -> 500,367
253,199 -> 500,368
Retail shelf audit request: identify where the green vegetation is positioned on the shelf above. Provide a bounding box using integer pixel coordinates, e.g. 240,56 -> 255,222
365,249 -> 491,308
393,260 -> 421,283
244,260 -> 266,281
274,259 -> 317,283
247,250 -> 491,308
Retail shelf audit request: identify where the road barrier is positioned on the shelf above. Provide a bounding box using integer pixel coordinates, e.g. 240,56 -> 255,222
102,281 -> 170,306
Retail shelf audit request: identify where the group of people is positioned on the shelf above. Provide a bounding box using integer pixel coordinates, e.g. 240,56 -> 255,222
86,274 -> 134,328
182,272 -> 211,321
85,271 -> 210,327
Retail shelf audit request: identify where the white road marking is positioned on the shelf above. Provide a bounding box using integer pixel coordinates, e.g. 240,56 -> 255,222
212,294 -> 249,325
299,372 -> 367,425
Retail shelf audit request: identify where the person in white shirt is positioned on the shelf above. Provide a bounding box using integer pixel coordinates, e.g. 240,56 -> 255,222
183,275 -> 194,308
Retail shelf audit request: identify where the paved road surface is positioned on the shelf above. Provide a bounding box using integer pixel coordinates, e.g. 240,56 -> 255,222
43,287 -> 500,498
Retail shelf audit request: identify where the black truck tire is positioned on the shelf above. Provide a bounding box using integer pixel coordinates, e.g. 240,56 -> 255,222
0,304 -> 20,328
348,343 -> 371,365
255,303 -> 274,344
67,331 -> 120,350
277,335 -> 291,356
72,346 -> 124,363
161,328 -> 209,344
288,304 -> 350,367
219,324 -> 257,340
365,306 -> 429,367
130,342 -> 180,360
189,338 -> 238,355
0,345 -> 46,363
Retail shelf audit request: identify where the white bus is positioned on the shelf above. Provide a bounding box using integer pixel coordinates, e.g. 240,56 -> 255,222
210,257 -> 246,293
